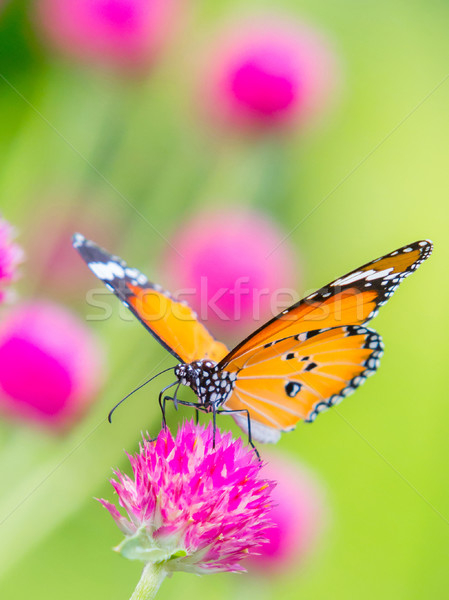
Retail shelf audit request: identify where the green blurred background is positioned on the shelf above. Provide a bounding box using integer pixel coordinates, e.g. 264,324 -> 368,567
0,0 -> 448,598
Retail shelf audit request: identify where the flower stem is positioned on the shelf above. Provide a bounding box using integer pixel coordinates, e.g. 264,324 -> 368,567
130,562 -> 167,600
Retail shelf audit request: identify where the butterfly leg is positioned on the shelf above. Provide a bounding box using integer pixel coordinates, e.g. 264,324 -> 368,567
158,393 -> 167,430
212,405 -> 217,449
158,381 -> 178,430
171,382 -> 182,411
217,408 -> 260,460
149,392 -> 167,442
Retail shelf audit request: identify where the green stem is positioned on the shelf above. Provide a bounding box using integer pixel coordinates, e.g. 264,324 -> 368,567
130,563 -> 167,600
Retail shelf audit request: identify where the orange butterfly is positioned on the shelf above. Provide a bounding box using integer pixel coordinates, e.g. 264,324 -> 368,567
73,234 -> 432,445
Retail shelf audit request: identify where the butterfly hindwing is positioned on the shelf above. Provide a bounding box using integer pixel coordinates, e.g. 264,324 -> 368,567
73,234 -> 228,364
222,325 -> 383,443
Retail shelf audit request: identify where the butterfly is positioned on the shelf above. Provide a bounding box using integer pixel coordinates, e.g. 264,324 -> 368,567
73,233 -> 432,444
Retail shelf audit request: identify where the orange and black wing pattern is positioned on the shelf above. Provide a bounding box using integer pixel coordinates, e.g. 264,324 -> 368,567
219,240 -> 432,442
73,234 -> 228,364
223,326 -> 383,443
219,240 -> 432,369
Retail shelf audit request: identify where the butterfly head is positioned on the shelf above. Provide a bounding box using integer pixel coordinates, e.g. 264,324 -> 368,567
174,360 -> 237,408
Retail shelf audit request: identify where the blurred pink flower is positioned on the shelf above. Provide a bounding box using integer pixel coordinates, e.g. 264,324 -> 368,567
163,209 -> 297,337
100,421 -> 275,575
0,217 -> 23,304
0,301 -> 104,429
248,451 -> 327,574
26,199 -> 120,300
202,15 -> 339,132
33,0 -> 182,72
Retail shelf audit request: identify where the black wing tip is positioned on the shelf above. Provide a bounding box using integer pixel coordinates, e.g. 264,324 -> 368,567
72,234 -> 119,266
410,239 -> 433,256
419,239 -> 433,257
404,239 -> 433,266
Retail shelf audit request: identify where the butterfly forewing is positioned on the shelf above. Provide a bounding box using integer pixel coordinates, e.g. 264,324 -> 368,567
73,234 -> 228,364
218,240 -> 432,369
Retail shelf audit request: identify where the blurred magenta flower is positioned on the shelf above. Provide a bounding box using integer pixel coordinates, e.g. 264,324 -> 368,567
100,421 -> 275,590
248,451 -> 327,575
0,217 -> 23,303
202,15 -> 339,132
33,0 -> 182,72
0,301 -> 104,429
163,209 -> 297,337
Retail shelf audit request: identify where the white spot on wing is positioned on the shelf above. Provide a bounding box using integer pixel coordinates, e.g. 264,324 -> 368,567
332,270 -> 374,286
125,268 -> 139,279
89,261 -> 125,281
365,267 -> 394,281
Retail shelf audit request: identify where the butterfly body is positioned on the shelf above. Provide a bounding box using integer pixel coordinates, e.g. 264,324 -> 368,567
174,360 -> 237,410
73,233 -> 432,444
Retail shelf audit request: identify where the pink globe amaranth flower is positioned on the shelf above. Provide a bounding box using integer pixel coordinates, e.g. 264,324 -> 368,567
99,421 -> 276,575
163,209 -> 297,337
33,0 -> 183,72
0,301 -> 104,429
0,217 -> 23,304
247,452 -> 327,574
203,15 -> 339,132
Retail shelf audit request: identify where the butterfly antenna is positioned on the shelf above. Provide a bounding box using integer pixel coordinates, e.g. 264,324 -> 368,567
108,366 -> 176,423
